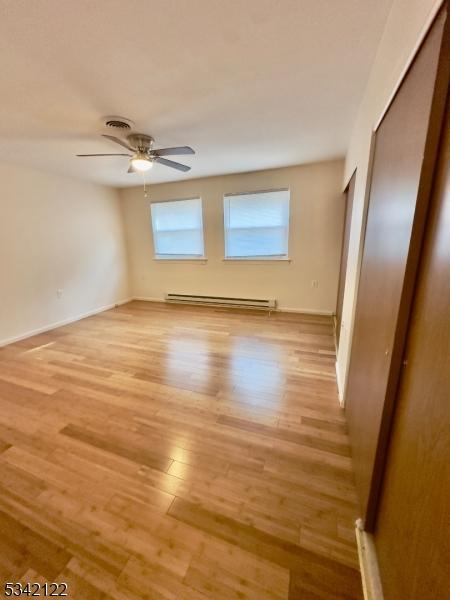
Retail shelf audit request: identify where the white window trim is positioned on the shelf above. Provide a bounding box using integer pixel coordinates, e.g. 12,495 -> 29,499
223,188 -> 290,260
150,197 -> 206,260
153,257 -> 208,263
222,257 -> 291,263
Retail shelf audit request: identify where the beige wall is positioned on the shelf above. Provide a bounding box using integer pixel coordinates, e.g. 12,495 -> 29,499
0,164 -> 130,345
336,0 -> 443,400
120,160 -> 345,313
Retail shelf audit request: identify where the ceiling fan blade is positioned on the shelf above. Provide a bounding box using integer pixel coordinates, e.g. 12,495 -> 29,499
155,157 -> 191,172
102,134 -> 135,152
152,146 -> 195,157
77,153 -> 132,157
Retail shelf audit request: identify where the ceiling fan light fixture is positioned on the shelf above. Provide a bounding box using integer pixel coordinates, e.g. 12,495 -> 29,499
76,132 -> 193,174
131,154 -> 153,172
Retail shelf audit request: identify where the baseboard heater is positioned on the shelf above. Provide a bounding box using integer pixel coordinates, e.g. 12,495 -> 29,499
165,293 -> 276,310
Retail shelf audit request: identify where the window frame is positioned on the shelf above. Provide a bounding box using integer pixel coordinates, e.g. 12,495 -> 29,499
222,188 -> 291,261
150,196 -> 206,261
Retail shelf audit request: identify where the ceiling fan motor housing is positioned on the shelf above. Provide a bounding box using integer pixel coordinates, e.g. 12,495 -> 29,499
127,133 -> 154,152
77,125 -> 193,172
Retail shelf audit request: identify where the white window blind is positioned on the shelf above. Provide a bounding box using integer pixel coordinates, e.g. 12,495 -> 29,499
223,189 -> 290,258
150,198 -> 204,258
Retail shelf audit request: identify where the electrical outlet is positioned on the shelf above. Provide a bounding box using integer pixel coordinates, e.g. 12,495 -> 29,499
56,288 -> 63,299
311,280 -> 319,288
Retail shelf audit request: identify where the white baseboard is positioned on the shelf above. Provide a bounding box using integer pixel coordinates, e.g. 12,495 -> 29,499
1,296 -> 333,348
276,307 -> 334,316
133,296 -> 164,303
355,520 -> 384,600
0,297 -> 133,348
132,296 -> 333,316
336,361 -> 344,406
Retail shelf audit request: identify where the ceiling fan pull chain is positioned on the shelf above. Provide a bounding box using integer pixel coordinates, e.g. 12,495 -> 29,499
142,173 -> 148,198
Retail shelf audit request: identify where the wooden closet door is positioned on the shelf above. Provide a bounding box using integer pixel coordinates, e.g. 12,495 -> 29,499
375,95 -> 450,600
335,171 -> 355,347
345,5 -> 449,526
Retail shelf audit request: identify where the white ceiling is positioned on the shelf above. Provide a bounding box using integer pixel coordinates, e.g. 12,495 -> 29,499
0,0 -> 392,187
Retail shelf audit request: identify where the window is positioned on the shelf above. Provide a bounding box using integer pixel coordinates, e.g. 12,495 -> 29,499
150,197 -> 205,259
223,189 -> 290,259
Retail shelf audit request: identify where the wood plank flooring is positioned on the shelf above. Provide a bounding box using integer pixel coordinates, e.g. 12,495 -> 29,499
0,301 -> 362,599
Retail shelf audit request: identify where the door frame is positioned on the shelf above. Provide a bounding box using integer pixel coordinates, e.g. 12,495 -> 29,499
335,168 -> 356,349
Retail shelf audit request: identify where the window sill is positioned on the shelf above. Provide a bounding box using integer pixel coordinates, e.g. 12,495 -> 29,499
153,257 -> 207,264
222,257 -> 291,263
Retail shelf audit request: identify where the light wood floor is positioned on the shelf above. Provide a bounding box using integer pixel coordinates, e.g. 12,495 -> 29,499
0,301 -> 362,599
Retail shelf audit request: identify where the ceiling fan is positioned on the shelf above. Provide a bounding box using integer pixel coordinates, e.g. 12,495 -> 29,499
77,133 -> 194,173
